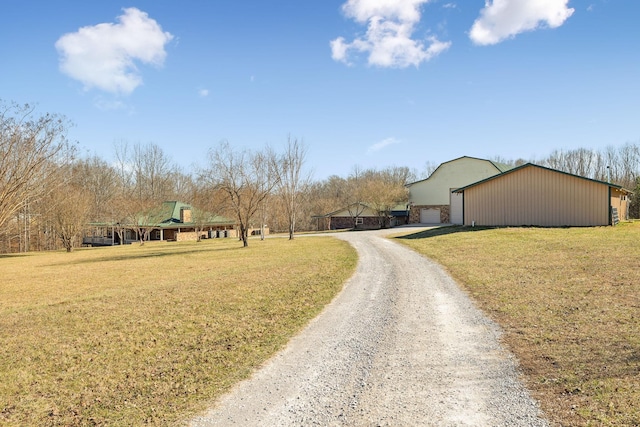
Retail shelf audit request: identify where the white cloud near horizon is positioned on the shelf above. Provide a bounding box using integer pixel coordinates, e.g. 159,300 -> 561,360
367,137 -> 401,154
55,8 -> 174,95
469,0 -> 574,46
331,0 -> 451,68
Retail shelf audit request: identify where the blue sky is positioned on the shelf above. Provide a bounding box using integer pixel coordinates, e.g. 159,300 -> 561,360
1,0 -> 638,179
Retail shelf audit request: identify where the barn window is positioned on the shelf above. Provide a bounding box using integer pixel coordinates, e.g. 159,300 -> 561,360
355,217 -> 363,225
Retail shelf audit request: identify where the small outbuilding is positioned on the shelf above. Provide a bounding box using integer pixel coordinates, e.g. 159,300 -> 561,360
312,203 -> 388,231
453,163 -> 631,227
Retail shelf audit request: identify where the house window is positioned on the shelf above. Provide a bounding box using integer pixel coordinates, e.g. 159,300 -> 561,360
355,217 -> 363,225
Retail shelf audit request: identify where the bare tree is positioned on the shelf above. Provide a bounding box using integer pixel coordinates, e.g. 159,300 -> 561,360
111,141 -> 136,244
313,175 -> 347,213
48,182 -> 92,252
129,200 -> 164,245
344,166 -> 368,227
617,142 -> 640,188
307,176 -> 347,231
421,161 -> 439,179
188,182 -> 227,242
306,166 -> 409,230
360,167 -> 410,228
592,150 -> 608,182
206,141 -> 279,247
574,148 -> 596,177
132,142 -> 173,201
167,167 -> 196,201
258,180 -> 272,240
111,141 -> 177,244
542,148 -> 602,180
72,155 -> 118,222
276,136 -> 310,240
544,149 -> 567,172
0,101 -> 73,232
113,140 -> 134,194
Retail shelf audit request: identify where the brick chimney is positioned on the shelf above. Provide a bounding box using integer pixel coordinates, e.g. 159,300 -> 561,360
180,208 -> 192,223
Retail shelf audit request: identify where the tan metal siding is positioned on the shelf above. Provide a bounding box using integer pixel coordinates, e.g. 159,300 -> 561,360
463,166 -> 610,226
611,188 -> 629,221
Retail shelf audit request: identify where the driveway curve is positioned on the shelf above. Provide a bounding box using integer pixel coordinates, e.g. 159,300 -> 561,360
189,227 -> 549,426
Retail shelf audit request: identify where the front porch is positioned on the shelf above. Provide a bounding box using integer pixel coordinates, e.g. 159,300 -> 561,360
83,225 -> 239,246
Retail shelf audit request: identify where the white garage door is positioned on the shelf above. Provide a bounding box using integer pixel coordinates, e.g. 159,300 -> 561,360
450,190 -> 463,225
420,208 -> 441,224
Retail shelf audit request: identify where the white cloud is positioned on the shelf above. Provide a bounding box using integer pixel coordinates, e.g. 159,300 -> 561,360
368,137 -> 401,154
55,7 -> 174,95
198,88 -> 209,98
331,0 -> 451,68
93,97 -> 127,111
330,37 -> 350,62
469,0 -> 574,46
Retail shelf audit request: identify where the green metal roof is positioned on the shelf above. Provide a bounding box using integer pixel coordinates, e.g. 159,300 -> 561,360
161,201 -> 191,222
89,201 -> 235,228
157,201 -> 234,228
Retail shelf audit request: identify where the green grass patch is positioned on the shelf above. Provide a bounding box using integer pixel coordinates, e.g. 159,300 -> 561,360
396,223 -> 640,426
0,237 -> 357,426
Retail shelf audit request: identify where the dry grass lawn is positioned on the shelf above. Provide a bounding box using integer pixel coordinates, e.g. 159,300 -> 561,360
396,222 -> 640,426
0,237 -> 357,426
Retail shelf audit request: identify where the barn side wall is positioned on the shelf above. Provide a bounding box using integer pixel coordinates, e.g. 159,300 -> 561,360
463,167 -> 610,227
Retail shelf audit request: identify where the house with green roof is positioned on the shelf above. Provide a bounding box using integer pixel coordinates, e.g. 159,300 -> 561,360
83,201 -> 238,246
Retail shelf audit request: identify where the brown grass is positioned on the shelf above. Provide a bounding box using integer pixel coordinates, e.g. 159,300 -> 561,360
396,223 -> 640,426
0,237 -> 357,426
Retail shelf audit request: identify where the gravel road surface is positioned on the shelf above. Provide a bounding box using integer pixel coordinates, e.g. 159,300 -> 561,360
189,227 -> 549,426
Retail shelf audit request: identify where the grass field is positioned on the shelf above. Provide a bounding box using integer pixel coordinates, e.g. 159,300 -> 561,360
0,237 -> 357,426
396,222 -> 640,426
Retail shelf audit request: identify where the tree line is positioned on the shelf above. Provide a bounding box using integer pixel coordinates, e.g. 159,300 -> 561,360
2,101 -> 639,253
0,101 -> 412,253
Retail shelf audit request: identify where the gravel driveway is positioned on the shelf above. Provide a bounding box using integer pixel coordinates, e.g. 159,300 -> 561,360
189,227 -> 549,426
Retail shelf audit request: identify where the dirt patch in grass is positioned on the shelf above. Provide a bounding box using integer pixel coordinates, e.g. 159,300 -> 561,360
396,223 -> 640,427
0,237 -> 357,426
